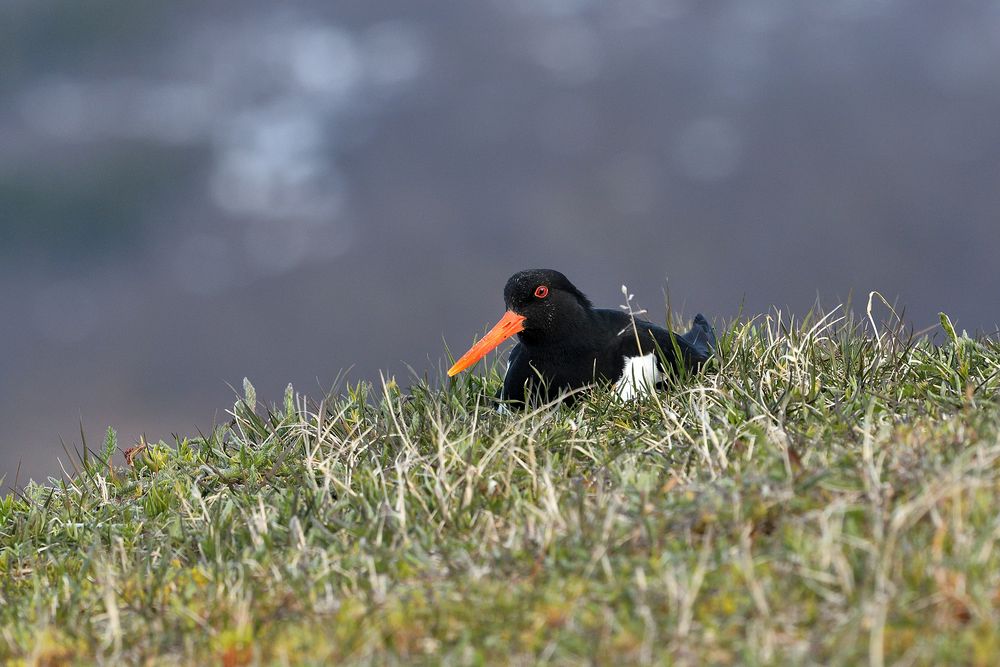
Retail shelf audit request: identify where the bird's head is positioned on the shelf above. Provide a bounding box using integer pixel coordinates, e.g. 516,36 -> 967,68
448,269 -> 592,377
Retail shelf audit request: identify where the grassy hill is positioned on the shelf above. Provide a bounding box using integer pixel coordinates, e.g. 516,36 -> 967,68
2,310 -> 999,665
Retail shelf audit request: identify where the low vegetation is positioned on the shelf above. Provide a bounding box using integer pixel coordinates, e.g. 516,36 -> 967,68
2,306 -> 999,665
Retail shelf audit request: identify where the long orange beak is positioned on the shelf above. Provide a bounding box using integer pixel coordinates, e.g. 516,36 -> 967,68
448,310 -> 526,377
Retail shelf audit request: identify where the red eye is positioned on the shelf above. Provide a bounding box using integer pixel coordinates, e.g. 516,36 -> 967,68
534,285 -> 549,298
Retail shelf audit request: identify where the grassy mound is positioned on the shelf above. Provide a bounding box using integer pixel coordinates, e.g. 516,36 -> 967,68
2,311 -> 999,665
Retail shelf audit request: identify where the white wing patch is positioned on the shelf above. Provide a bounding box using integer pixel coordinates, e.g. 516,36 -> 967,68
615,353 -> 662,400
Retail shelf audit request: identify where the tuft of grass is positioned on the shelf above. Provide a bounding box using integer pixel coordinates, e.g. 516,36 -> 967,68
2,309 -> 1000,665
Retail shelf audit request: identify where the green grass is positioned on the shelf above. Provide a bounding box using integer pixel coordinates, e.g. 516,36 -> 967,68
2,308 -> 1000,665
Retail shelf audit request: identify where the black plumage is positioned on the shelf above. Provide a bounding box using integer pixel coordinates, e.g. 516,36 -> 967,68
449,269 -> 715,408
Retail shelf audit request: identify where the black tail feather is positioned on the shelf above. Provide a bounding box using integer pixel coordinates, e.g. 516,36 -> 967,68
681,313 -> 716,363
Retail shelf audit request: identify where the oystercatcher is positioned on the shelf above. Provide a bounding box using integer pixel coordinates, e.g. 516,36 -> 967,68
447,269 -> 716,407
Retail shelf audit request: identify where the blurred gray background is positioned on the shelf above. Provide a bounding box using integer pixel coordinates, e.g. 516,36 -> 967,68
2,0 -> 999,484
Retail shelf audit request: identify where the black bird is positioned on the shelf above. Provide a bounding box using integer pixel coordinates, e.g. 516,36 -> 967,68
448,269 -> 716,407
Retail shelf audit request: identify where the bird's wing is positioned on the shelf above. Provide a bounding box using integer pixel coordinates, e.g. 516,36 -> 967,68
617,314 -> 715,372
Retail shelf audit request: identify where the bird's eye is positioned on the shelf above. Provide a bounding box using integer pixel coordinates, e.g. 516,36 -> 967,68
534,285 -> 549,298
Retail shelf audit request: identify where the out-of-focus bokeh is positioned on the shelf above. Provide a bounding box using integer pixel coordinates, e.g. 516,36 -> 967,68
2,0 -> 999,484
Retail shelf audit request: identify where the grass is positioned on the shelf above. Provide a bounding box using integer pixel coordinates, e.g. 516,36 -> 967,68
2,306 -> 1000,665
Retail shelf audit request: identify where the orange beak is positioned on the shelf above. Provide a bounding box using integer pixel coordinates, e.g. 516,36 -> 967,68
448,310 -> 526,377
